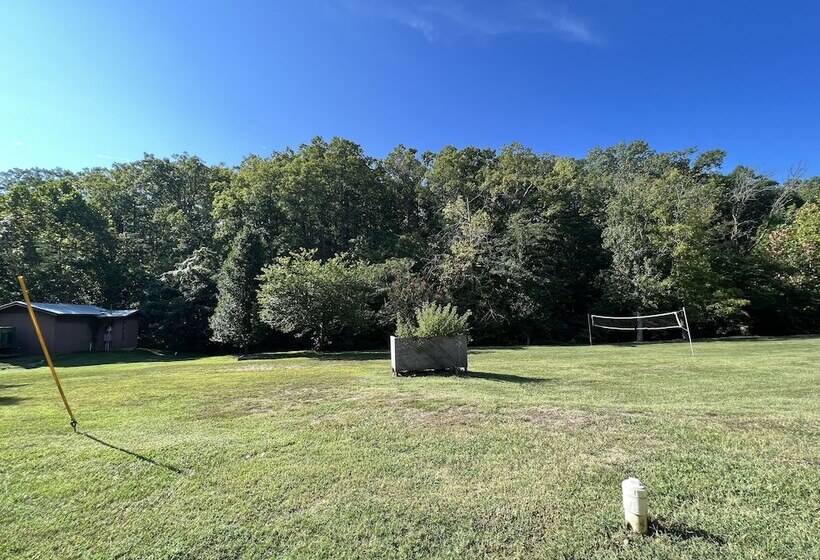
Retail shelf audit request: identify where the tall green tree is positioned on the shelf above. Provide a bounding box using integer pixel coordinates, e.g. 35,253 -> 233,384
210,227 -> 267,351
83,154 -> 227,306
143,248 -> 220,351
212,152 -> 290,255
0,179 -> 116,304
763,202 -> 820,331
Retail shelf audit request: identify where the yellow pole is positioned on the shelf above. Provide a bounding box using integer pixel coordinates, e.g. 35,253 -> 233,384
17,275 -> 78,431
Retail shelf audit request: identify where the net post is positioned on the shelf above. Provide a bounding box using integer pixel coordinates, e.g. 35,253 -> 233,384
682,306 -> 694,357
587,314 -> 593,345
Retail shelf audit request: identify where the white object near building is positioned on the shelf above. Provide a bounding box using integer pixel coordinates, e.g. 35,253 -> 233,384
622,477 -> 648,534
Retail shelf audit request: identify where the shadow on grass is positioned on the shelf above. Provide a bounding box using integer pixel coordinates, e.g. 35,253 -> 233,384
240,350 -> 389,362
589,339 -> 691,348
594,334 -> 820,349
0,396 -> 27,406
0,382 -> 30,406
468,346 -> 528,353
8,350 -> 202,370
0,383 -> 29,390
648,518 -> 725,545
79,431 -> 185,475
693,334 -> 820,344
466,370 -> 552,383
402,370 -> 551,384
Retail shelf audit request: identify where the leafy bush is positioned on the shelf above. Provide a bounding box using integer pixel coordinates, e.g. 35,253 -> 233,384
396,302 -> 471,338
704,297 -> 751,335
257,249 -> 378,350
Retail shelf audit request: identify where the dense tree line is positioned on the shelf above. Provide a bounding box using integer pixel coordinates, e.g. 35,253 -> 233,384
1,138 -> 817,351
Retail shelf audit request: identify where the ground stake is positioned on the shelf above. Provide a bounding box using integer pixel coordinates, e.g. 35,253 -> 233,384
17,275 -> 78,432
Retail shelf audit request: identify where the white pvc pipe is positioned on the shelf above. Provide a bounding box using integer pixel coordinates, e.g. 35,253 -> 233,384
622,477 -> 648,534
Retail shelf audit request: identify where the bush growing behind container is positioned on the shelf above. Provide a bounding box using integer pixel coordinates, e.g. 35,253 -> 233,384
396,302 -> 471,339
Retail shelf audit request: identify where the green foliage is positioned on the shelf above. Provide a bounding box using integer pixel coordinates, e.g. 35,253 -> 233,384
704,296 -> 752,335
142,248 -> 220,351
767,202 -> 820,281
209,227 -> 267,350
397,302 -> 471,338
1,138 -> 818,348
257,249 -> 377,350
376,258 -> 431,329
798,177 -> 820,203
762,203 -> 820,330
81,154 -> 226,305
0,178 -> 117,304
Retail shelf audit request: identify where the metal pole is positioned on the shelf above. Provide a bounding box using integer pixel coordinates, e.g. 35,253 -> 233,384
681,306 -> 694,357
587,314 -> 593,345
17,276 -> 78,431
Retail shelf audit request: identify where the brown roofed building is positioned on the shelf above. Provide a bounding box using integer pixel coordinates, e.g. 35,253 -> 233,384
0,302 -> 140,356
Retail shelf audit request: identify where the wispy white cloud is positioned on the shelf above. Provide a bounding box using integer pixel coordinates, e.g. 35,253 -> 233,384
341,1 -> 601,45
394,11 -> 439,42
533,10 -> 599,44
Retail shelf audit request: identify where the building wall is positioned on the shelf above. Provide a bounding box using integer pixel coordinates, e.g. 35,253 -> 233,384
93,317 -> 139,351
0,308 -> 57,355
0,308 -> 139,355
116,317 -> 139,350
52,316 -> 95,354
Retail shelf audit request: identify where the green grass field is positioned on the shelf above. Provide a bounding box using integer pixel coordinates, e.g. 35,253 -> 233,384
1,338 -> 818,559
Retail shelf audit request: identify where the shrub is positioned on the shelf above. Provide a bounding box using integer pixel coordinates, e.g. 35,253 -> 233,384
257,249 -> 378,350
396,302 -> 471,338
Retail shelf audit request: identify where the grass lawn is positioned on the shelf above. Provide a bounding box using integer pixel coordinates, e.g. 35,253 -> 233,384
1,338 -> 818,559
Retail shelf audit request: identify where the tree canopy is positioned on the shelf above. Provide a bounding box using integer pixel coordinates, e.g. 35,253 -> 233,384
1,138 -> 817,351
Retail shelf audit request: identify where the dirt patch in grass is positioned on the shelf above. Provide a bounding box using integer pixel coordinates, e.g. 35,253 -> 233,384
197,386 -> 338,420
205,363 -> 313,375
394,402 -> 485,427
517,406 -> 602,430
378,397 -> 638,436
515,405 -> 648,434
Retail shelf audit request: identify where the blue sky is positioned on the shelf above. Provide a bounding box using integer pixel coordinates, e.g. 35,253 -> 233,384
1,1 -> 818,179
